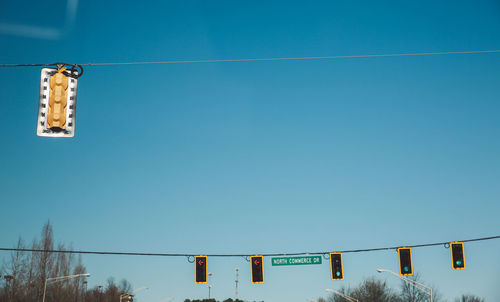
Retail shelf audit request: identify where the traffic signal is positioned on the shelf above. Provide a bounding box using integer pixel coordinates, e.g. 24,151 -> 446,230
330,252 -> 344,280
450,242 -> 465,269
250,255 -> 264,283
121,294 -> 133,302
195,255 -> 207,283
37,67 -> 79,137
398,247 -> 413,275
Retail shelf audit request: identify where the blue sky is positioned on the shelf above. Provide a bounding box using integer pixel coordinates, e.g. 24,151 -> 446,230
1,1 -> 500,301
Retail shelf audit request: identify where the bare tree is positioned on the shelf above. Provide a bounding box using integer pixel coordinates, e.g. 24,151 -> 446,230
326,278 -> 401,302
25,239 -> 39,301
35,221 -> 55,302
399,273 -> 445,302
118,278 -> 133,295
72,255 -> 87,302
352,278 -> 401,302
455,295 -> 485,302
7,237 -> 26,302
399,273 -> 429,302
326,286 -> 352,302
0,222 -> 132,302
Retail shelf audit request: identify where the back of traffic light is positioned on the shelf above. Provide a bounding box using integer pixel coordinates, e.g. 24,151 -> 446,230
450,242 -> 465,269
195,255 -> 207,283
37,64 -> 82,138
398,247 -> 413,275
330,252 -> 344,280
250,255 -> 264,283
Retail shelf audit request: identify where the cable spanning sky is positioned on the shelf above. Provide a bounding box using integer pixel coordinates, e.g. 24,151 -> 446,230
1,1 -> 500,302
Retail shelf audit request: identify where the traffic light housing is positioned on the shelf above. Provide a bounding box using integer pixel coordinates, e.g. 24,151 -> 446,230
195,255 -> 207,283
121,294 -> 133,302
450,242 -> 465,269
250,255 -> 264,283
398,247 -> 413,275
330,252 -> 344,280
37,67 -> 79,137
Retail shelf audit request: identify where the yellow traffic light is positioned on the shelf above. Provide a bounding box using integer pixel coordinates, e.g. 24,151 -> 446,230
37,67 -> 79,137
250,255 -> 264,283
195,255 -> 207,283
47,71 -> 68,129
398,247 -> 413,275
330,252 -> 344,280
450,242 -> 465,269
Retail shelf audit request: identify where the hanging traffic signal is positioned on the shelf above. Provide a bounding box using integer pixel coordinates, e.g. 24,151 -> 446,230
398,247 -> 413,275
195,255 -> 207,283
120,294 -> 133,302
450,242 -> 465,269
330,252 -> 344,280
250,255 -> 264,283
37,65 -> 80,138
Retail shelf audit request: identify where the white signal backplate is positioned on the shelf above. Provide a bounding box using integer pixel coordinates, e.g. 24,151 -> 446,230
36,68 -> 78,137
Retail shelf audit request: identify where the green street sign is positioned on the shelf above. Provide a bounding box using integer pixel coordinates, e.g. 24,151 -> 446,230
271,256 -> 322,266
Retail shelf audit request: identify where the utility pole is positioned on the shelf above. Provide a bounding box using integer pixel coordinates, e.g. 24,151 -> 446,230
208,272 -> 213,299
235,268 -> 239,300
83,280 -> 88,302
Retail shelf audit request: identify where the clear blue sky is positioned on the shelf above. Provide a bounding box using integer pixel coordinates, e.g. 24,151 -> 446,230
1,1 -> 500,301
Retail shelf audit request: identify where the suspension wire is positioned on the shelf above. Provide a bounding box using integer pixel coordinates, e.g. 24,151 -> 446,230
0,50 -> 499,68
0,62 -> 84,78
0,235 -> 498,258
0,63 -> 54,67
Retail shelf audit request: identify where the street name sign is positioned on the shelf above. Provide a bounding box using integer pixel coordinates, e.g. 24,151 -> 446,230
271,256 -> 322,266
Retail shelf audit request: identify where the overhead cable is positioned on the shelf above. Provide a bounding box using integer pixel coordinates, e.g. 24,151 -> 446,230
1,50 -> 499,68
0,62 -> 84,78
0,235 -> 498,257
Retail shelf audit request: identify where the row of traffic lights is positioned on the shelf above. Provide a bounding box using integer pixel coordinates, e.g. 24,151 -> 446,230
194,242 -> 466,283
195,255 -> 264,284
332,242 -> 466,279
397,242 -> 465,276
